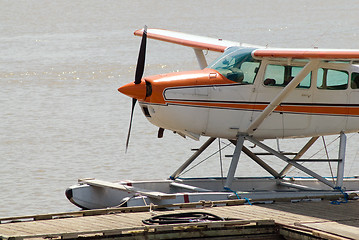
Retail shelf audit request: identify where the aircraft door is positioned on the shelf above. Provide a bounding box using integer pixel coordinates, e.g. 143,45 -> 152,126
347,72 -> 358,132
254,63 -> 313,138
312,67 -> 349,135
205,61 -> 261,139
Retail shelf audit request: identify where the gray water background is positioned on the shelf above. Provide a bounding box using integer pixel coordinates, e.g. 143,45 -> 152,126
1,0 -> 359,217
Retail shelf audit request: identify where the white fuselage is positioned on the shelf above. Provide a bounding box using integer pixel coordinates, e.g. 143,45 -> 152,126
140,59 -> 359,140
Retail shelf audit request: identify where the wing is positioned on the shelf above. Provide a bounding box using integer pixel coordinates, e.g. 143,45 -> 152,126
134,28 -> 260,52
252,48 -> 359,60
135,28 -> 359,59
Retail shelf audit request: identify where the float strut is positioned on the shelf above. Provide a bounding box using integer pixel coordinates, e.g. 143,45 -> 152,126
336,132 -> 346,188
279,136 -> 319,177
224,135 -> 245,189
229,139 -> 280,178
246,136 -> 335,189
170,137 -> 216,179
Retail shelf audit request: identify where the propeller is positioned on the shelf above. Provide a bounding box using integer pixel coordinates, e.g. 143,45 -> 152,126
125,25 -> 147,152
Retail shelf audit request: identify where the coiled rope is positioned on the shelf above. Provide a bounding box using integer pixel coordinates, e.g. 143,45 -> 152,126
142,212 -> 224,225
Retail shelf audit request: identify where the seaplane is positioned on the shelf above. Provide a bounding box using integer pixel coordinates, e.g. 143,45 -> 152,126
66,27 -> 359,210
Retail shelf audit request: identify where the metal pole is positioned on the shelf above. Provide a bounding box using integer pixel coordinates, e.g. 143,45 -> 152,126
169,137 -> 216,179
246,136 -> 335,189
279,136 -> 319,177
242,146 -> 280,178
224,135 -> 245,189
336,132 -> 346,188
229,139 -> 280,178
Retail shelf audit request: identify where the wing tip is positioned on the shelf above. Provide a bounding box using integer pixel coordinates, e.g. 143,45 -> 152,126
134,29 -> 143,36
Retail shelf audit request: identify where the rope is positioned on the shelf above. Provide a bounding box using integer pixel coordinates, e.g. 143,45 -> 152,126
244,197 -> 252,205
179,142 -> 231,177
224,187 -> 240,199
112,196 -> 133,208
142,212 -> 224,225
330,187 -> 349,205
223,187 -> 252,205
218,138 -> 224,182
322,136 -> 335,183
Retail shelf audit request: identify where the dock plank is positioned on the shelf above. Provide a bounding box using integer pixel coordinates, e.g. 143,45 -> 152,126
264,200 -> 359,222
299,221 -> 359,239
101,215 -> 144,227
91,215 -> 136,227
45,217 -> 107,232
0,200 -> 358,239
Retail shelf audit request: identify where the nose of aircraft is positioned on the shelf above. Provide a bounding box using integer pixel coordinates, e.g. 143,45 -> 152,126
118,80 -> 147,100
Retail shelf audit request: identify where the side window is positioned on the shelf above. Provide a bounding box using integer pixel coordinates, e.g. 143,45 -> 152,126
263,64 -> 311,88
264,65 -> 284,86
351,72 -> 359,89
293,66 -> 311,88
241,62 -> 260,84
317,68 -> 348,90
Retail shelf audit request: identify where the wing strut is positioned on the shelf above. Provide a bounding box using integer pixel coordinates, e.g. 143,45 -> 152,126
194,49 -> 208,69
246,60 -> 320,135
336,132 -> 346,188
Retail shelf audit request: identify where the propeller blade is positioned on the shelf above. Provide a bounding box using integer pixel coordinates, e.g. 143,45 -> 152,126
125,25 -> 148,152
135,25 -> 147,84
125,98 -> 137,152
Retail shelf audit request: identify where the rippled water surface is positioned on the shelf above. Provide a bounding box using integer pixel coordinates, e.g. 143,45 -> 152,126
1,0 -> 359,217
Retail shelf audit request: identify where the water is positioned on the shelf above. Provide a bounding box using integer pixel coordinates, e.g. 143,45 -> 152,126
1,0 -> 359,218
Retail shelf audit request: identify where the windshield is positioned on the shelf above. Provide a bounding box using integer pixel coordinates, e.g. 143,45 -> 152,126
207,47 -> 260,84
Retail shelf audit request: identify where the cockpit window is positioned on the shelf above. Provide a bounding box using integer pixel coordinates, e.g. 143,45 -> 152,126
207,47 -> 260,84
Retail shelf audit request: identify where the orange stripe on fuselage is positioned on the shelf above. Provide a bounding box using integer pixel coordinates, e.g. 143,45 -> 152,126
160,100 -> 359,117
276,105 -> 351,116
166,100 -> 265,111
140,68 -> 359,117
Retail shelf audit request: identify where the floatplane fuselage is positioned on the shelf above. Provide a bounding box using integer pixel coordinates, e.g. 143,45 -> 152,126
66,28 -> 359,210
119,45 -> 359,141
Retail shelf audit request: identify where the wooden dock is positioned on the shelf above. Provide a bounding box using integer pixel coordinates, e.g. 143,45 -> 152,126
0,198 -> 359,240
